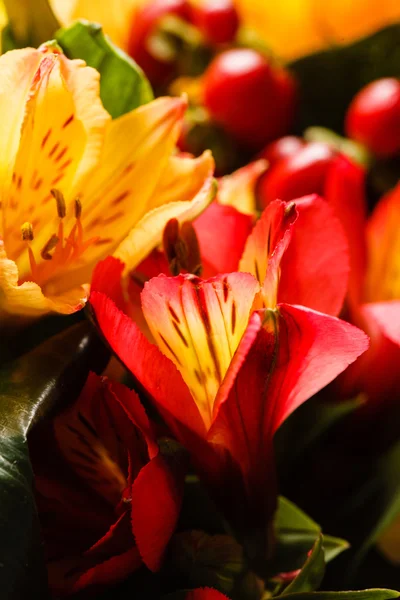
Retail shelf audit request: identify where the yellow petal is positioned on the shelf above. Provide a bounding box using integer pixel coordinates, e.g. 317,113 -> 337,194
235,0 -> 400,61
0,242 -> 87,319
0,48 -> 43,224
114,163 -> 215,275
217,160 -> 267,216
67,97 -> 188,271
141,272 -> 259,429
51,0 -> 142,50
147,151 -> 215,211
1,46 -> 110,279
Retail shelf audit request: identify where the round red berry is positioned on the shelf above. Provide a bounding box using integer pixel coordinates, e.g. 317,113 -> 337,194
345,78 -> 400,157
193,0 -> 239,45
203,48 -> 297,150
257,142 -> 336,208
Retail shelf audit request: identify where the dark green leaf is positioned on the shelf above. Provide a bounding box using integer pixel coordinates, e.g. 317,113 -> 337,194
164,530 -> 260,600
351,442 -> 400,569
56,20 -> 153,118
281,535 -> 325,595
289,24 -> 400,134
272,498 -> 348,574
281,590 -> 399,600
0,322 -> 108,599
3,0 -> 59,50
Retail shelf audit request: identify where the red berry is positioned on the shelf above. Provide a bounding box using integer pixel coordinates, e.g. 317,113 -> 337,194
193,0 -> 239,45
345,78 -> 400,157
259,136 -> 305,167
203,48 -> 297,150
257,142 -> 336,208
127,0 -> 192,86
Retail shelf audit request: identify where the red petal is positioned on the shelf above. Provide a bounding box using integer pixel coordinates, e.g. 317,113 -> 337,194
131,453 -> 184,571
324,155 -> 368,305
274,304 -> 369,429
194,202 -> 254,277
91,256 -> 126,311
185,588 -> 231,600
239,200 -> 297,306
90,291 -> 207,442
279,194 -> 349,316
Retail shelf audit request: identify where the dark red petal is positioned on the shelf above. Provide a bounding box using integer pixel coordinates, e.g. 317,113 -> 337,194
194,202 -> 254,277
90,292 -> 207,443
91,256 -> 126,311
109,378 -> 159,460
185,588 -> 231,600
279,194 -> 349,316
131,454 -> 184,571
324,154 -> 368,306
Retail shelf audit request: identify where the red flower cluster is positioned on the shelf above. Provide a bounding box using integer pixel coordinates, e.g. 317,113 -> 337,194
88,193 -> 368,578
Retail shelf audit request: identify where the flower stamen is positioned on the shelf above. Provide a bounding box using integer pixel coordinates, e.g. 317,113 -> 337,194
21,221 -> 37,277
41,234 -> 60,260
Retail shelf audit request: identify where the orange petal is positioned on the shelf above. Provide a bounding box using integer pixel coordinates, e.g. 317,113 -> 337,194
364,184 -> 400,302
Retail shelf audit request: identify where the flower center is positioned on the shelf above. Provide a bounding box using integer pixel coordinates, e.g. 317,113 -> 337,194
19,189 -> 99,288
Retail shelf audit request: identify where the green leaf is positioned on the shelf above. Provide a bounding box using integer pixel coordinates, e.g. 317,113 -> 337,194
0,322 -> 108,599
289,24 -> 400,134
280,590 -> 400,600
351,442 -> 400,570
2,0 -> 59,50
281,535 -> 325,595
272,498 -> 349,574
56,20 -> 153,118
165,530 -> 261,600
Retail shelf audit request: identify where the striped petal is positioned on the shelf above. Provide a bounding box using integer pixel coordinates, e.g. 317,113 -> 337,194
141,272 -> 259,428
2,46 -> 109,279
239,200 -> 297,307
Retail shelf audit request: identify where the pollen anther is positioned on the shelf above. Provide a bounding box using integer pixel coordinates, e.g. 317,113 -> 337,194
51,188 -> 66,219
41,234 -> 60,260
21,222 -> 34,241
75,198 -> 82,219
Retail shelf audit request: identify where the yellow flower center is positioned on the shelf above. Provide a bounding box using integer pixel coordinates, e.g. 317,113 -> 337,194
17,189 -> 98,290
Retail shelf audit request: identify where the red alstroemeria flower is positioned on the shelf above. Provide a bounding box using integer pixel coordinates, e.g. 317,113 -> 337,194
29,373 -> 184,597
90,196 -> 368,572
325,155 -> 400,411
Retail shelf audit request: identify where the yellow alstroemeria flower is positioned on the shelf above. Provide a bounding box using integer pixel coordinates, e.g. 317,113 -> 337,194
235,0 -> 400,61
0,45 -> 214,321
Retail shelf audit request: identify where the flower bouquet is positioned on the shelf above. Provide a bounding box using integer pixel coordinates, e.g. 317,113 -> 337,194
0,1 -> 399,598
